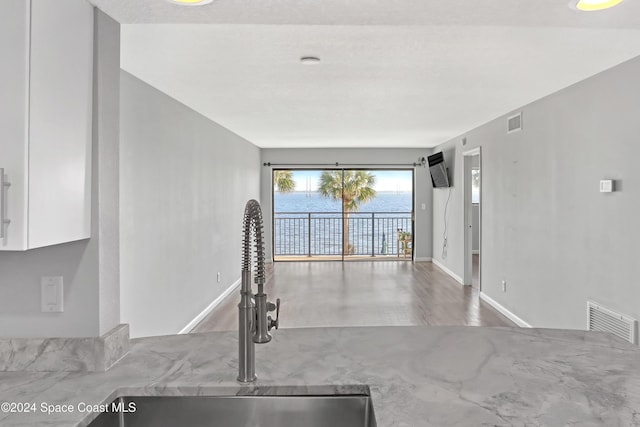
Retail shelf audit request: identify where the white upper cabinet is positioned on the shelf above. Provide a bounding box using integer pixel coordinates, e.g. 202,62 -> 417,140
0,0 -> 93,251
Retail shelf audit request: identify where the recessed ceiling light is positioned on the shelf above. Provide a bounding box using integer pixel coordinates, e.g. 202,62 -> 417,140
300,57 -> 321,65
571,0 -> 624,11
168,0 -> 215,6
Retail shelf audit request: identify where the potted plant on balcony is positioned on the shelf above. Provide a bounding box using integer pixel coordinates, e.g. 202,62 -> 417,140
397,229 -> 412,257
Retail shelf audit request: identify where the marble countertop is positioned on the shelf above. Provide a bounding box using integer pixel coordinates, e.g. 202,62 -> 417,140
1,326 -> 639,426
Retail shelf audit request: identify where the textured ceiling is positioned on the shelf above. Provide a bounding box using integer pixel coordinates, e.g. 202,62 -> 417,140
90,0 -> 640,27
93,0 -> 640,148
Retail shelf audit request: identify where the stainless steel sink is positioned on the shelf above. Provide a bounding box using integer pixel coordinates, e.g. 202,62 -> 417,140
87,393 -> 377,427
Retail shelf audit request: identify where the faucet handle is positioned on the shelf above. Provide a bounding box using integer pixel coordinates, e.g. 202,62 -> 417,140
268,298 -> 280,331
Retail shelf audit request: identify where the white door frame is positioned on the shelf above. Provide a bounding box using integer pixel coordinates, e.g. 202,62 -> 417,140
462,147 -> 481,288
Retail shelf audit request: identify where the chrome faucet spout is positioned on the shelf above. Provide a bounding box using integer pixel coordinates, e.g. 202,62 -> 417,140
237,200 -> 280,383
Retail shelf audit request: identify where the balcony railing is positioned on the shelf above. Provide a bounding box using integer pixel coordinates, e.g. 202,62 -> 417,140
274,211 -> 412,258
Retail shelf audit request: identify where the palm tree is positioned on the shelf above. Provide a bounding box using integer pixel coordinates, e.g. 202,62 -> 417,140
273,170 -> 295,193
318,171 -> 376,254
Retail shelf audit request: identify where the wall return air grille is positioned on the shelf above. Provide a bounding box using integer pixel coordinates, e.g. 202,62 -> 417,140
587,301 -> 638,345
507,112 -> 522,133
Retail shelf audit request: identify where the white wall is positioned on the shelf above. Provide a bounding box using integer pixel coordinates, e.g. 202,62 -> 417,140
0,241 -> 99,337
0,10 -> 120,338
94,10 -> 121,335
260,148 -> 433,261
432,55 -> 640,329
119,71 -> 261,338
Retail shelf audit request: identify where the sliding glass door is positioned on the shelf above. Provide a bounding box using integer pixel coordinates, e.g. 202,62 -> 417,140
272,169 -> 414,261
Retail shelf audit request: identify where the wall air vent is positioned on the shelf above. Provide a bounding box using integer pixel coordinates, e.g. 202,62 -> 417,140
507,112 -> 522,133
587,301 -> 637,345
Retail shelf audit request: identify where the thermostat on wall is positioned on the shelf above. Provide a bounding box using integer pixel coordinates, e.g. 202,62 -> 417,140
600,180 -> 614,193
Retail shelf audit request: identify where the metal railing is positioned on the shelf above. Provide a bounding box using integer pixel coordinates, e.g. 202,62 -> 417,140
274,211 -> 412,258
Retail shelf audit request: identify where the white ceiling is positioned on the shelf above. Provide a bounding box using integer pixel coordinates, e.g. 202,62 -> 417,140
92,0 -> 640,148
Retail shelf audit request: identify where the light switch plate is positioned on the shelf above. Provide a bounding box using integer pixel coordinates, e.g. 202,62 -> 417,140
600,180 -> 614,193
41,276 -> 64,313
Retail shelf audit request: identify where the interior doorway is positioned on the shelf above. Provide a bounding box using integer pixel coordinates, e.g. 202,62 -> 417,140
272,169 -> 414,261
463,148 -> 481,288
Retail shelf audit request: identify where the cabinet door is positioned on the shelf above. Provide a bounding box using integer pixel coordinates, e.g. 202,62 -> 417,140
28,0 -> 94,248
0,0 -> 30,250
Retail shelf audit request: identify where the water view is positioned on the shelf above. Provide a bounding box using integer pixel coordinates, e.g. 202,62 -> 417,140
273,170 -> 414,258
274,191 -> 413,213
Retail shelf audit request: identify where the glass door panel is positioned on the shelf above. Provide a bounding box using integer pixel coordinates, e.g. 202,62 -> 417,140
273,169 -> 342,260
340,170 -> 413,260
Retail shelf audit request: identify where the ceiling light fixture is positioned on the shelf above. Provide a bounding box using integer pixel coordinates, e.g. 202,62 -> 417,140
571,0 -> 624,11
300,56 -> 321,65
168,0 -> 215,6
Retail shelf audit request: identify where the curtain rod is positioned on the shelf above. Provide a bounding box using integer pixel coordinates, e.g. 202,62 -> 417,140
263,159 -> 426,168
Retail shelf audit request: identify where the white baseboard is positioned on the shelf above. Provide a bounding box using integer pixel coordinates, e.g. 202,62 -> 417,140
179,277 -> 241,334
414,257 -> 432,262
479,292 -> 531,328
431,258 -> 464,285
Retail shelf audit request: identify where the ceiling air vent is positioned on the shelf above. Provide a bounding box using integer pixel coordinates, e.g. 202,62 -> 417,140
587,301 -> 638,345
507,112 -> 522,133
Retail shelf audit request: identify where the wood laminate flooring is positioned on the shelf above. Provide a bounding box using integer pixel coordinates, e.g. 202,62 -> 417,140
192,261 -> 514,332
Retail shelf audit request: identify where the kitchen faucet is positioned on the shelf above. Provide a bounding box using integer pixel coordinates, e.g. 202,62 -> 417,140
238,199 -> 281,383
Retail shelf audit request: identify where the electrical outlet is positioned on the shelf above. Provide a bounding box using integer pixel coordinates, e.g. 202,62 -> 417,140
421,203 -> 426,210
217,272 -> 221,283
501,280 -> 507,292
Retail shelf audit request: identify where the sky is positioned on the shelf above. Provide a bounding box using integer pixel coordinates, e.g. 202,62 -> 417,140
280,170 -> 413,192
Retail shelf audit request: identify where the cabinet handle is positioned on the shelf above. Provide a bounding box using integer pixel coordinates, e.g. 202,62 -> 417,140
0,168 -> 10,239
